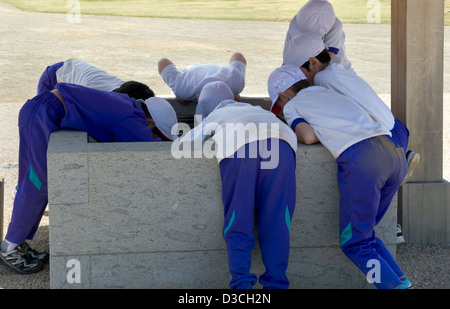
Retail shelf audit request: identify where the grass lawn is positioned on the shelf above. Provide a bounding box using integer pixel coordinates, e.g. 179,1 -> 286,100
1,0 -> 449,25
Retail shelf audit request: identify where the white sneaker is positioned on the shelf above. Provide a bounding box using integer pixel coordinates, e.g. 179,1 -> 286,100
401,151 -> 420,186
396,224 -> 405,244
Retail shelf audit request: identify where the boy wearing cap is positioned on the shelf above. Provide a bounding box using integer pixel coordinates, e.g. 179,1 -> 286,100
138,97 -> 179,141
283,0 -> 353,72
0,84 -> 177,274
283,32 -> 420,183
267,65 -> 411,289
267,65 -> 308,117
157,52 -> 246,105
178,81 -> 297,289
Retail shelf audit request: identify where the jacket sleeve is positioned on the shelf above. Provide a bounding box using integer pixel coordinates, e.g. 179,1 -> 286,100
111,117 -> 160,142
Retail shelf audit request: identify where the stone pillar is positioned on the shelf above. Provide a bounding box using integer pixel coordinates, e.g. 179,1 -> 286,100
391,0 -> 450,245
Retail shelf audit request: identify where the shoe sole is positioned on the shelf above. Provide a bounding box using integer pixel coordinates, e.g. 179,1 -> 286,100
0,255 -> 44,274
396,236 -> 405,244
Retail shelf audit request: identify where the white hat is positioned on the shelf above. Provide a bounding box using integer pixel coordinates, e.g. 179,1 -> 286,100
283,32 -> 326,67
143,97 -> 179,141
293,0 -> 336,38
195,81 -> 234,123
267,65 -> 307,114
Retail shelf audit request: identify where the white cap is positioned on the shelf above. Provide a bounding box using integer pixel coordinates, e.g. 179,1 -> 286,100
283,32 -> 326,67
293,0 -> 336,38
143,97 -> 179,141
267,65 -> 307,114
195,81 -> 234,123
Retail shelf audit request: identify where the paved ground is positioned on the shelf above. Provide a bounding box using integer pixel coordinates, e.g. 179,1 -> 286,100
0,2 -> 448,289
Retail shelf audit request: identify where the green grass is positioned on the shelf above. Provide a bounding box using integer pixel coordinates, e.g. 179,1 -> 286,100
1,0 -> 448,25
446,0 -> 450,26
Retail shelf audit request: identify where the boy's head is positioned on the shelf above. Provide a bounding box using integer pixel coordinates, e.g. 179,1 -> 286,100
195,81 -> 235,123
139,97 -> 179,141
267,65 -> 310,115
283,32 -> 331,83
113,81 -> 155,100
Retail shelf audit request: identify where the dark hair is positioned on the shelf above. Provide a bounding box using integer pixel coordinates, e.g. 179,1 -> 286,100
138,99 -> 151,119
289,79 -> 312,94
113,81 -> 155,100
152,127 -> 171,141
300,48 -> 331,71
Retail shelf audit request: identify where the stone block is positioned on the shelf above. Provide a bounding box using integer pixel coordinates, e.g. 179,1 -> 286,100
48,128 -> 397,289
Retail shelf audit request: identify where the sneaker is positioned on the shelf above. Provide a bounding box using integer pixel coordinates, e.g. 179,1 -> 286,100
401,151 -> 420,186
400,276 -> 412,288
395,283 -> 410,289
22,242 -> 49,263
0,243 -> 44,274
396,224 -> 405,244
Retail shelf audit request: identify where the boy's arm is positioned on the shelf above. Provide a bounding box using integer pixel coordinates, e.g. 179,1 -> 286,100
112,118 -> 159,142
294,122 -> 319,145
284,102 -> 319,145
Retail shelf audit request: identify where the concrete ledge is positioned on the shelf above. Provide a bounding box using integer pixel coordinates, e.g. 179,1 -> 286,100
162,95 -> 272,128
48,129 -> 397,289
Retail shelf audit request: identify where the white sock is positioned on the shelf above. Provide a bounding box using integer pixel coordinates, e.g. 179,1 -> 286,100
1,239 -> 19,252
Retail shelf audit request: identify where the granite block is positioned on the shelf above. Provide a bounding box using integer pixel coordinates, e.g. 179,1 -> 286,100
48,129 -> 397,289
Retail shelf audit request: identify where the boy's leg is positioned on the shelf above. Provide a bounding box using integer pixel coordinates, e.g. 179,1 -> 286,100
227,59 -> 246,96
5,92 -> 64,245
158,60 -> 188,101
256,139 -> 296,289
229,52 -> 246,65
389,119 -> 409,154
337,136 -> 406,289
36,62 -> 64,95
373,237 -> 405,279
219,144 -> 259,289
373,144 -> 408,278
157,58 -> 173,75
390,118 -> 420,185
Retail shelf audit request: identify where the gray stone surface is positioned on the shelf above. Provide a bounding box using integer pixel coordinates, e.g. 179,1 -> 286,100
48,126 -> 397,289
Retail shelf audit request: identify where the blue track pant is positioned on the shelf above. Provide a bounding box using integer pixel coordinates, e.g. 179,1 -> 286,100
389,119 -> 409,155
337,135 -> 408,289
219,139 -> 296,289
37,61 -> 64,95
6,92 -> 65,244
6,85 -> 154,245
